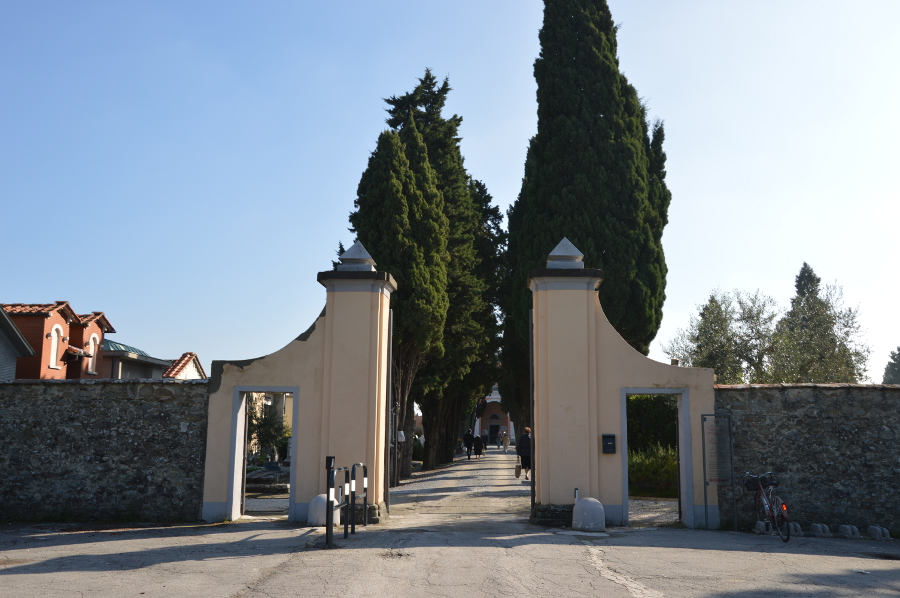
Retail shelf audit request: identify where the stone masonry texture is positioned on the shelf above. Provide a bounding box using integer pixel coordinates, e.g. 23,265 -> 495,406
715,384 -> 900,533
0,379 -> 209,522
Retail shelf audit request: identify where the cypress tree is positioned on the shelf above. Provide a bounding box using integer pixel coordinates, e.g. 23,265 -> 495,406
385,71 -> 501,470
349,116 -> 449,476
501,0 -> 671,421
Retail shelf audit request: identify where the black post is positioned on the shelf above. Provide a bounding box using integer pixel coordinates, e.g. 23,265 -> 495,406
325,456 -> 335,549
729,415 -> 737,532
350,462 -> 368,535
341,468 -> 350,539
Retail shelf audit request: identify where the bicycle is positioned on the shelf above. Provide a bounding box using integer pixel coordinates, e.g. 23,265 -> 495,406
743,471 -> 790,542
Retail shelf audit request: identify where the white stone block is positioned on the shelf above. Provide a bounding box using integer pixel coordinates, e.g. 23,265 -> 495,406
307,494 -> 340,527
867,526 -> 884,540
838,525 -> 860,539
811,523 -> 832,537
572,497 -> 606,532
789,522 -> 803,537
754,521 -> 767,534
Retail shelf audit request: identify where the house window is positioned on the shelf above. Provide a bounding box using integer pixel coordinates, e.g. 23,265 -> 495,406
48,324 -> 63,370
87,333 -> 99,374
489,413 -> 501,420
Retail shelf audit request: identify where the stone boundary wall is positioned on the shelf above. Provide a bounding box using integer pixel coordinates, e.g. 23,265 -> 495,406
715,384 -> 899,533
0,379 -> 210,522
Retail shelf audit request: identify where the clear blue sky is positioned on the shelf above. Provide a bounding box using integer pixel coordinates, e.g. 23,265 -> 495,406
2,1 -> 897,380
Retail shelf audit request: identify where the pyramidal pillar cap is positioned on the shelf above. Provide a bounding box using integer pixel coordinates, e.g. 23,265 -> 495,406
546,237 -> 585,269
337,241 -> 377,272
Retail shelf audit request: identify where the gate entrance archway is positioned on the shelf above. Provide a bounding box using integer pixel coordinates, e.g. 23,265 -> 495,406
529,238 -> 717,528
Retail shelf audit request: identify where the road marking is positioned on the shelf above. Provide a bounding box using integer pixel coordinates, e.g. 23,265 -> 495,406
582,541 -> 663,598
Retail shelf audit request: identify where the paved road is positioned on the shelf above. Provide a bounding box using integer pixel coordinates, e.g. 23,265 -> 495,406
1,447 -> 898,597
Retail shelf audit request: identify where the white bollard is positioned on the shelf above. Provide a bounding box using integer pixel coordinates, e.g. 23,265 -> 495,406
572,497 -> 606,532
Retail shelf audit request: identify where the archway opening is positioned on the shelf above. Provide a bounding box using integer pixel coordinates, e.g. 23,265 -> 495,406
625,393 -> 681,527
240,391 -> 292,518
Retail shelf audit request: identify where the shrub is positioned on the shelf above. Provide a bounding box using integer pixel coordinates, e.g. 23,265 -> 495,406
628,443 -> 678,493
412,438 -> 424,461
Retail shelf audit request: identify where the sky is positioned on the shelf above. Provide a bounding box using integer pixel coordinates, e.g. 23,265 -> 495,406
2,1 -> 898,381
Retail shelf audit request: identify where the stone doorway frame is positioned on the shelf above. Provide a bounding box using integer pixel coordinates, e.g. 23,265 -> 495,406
620,388 -> 696,528
224,385 -> 299,521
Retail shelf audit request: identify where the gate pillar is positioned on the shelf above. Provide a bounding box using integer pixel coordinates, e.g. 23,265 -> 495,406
529,238 -> 715,528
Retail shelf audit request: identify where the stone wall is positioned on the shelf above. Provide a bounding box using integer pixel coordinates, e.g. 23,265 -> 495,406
0,379 -> 209,522
715,384 -> 899,532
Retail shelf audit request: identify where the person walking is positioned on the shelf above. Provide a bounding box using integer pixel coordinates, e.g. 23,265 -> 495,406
516,427 -> 533,480
463,429 -> 474,460
501,431 -> 510,454
473,433 -> 484,460
481,431 -> 489,454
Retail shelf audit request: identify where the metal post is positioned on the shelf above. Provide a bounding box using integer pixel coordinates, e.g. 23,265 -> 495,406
728,415 -> 737,532
702,415 -> 709,530
342,468 -> 350,539
350,463 -> 368,535
529,308 -> 536,516
325,456 -> 335,549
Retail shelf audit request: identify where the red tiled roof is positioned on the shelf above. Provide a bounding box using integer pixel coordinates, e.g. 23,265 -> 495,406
77,311 -> 116,333
163,352 -> 207,379
2,301 -> 79,323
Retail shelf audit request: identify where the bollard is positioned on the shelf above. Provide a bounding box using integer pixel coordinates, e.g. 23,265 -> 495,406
350,463 -> 368,534
325,457 -> 350,549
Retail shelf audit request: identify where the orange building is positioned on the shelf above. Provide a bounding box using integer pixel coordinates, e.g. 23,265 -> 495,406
1,302 -> 114,380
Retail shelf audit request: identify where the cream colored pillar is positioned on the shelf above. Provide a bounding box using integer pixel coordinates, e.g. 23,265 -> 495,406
529,239 -> 605,511
316,244 -> 395,515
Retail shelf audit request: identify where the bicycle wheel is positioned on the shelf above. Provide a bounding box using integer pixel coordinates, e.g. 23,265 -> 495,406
773,496 -> 790,542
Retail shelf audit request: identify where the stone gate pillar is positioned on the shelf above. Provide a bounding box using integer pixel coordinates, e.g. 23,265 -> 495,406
528,239 -> 606,519
315,243 -> 395,516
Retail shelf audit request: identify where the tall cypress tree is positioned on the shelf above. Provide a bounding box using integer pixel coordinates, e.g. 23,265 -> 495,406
349,116 -> 449,476
501,0 -> 671,422
385,71 -> 500,470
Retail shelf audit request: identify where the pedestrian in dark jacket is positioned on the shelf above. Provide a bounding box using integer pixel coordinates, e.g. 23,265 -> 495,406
463,429 -> 474,460
516,427 -> 533,480
473,433 -> 484,460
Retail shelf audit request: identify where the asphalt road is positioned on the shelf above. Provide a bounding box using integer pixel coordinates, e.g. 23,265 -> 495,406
1,447 -> 897,597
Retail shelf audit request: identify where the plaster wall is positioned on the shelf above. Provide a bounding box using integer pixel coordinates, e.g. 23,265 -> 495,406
531,271 -> 715,527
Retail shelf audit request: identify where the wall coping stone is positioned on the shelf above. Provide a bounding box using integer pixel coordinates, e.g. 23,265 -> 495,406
0,379 -> 209,386
715,383 -> 900,390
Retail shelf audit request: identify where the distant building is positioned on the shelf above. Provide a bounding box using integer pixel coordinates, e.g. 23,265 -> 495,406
163,352 -> 207,380
0,308 -> 35,380
1,302 -> 114,380
474,384 -> 515,445
1,302 -> 205,380
102,339 -> 173,379
103,340 -> 207,380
